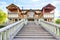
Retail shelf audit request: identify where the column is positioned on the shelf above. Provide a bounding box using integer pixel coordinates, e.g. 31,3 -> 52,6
13,18 -> 15,22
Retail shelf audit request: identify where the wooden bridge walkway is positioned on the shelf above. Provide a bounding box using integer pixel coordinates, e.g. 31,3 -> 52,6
13,22 -> 56,40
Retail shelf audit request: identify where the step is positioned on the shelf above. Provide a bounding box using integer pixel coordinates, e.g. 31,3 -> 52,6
13,22 -> 56,40
13,39 -> 56,40
20,30 -> 47,32
15,36 -> 54,39
20,29 -> 44,30
19,31 -> 48,32
18,34 -> 50,36
18,32 -> 49,34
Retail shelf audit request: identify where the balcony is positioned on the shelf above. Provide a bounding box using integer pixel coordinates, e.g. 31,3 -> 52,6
8,13 -> 18,18
43,13 -> 54,18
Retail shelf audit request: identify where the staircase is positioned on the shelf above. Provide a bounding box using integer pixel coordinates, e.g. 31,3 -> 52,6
13,22 -> 56,40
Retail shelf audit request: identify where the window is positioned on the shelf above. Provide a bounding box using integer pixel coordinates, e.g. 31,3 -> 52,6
9,18 -> 12,20
44,19 -> 47,21
28,19 -> 34,21
15,19 -> 18,21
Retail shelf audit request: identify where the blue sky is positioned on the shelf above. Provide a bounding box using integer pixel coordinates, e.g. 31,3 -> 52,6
0,0 -> 60,18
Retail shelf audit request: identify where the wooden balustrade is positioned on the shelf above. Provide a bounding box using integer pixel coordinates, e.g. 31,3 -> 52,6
38,19 -> 60,40
0,19 -> 27,40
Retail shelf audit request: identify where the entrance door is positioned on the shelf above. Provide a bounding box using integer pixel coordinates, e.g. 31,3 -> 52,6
27,11 -> 35,21
28,12 -> 34,18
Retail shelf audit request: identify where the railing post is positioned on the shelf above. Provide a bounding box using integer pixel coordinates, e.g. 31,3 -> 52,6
0,33 -> 2,40
24,19 -> 28,25
56,28 -> 60,36
1,31 -> 7,40
38,19 -> 40,24
56,28 -> 60,40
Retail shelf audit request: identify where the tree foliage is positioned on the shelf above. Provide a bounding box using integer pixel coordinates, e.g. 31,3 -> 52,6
55,19 -> 60,24
0,9 -> 7,24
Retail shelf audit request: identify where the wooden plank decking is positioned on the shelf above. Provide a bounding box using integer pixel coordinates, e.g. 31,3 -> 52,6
13,21 -> 56,40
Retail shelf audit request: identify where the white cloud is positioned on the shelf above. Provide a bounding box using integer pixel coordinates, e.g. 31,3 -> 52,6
32,0 -> 40,2
51,1 -> 60,6
54,9 -> 60,19
17,4 -> 42,9
0,2 -> 6,5
0,1 -> 8,13
50,0 -> 60,18
15,4 -> 39,9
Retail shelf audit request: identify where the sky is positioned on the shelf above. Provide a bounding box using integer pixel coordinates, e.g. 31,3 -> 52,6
0,0 -> 60,18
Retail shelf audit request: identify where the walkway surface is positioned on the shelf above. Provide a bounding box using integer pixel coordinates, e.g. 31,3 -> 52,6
13,21 -> 56,40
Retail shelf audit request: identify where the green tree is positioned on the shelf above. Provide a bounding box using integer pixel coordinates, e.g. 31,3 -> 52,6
55,19 -> 60,24
0,9 -> 7,24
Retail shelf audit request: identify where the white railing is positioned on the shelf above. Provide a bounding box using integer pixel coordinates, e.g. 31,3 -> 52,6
0,19 -> 26,40
39,20 -> 60,40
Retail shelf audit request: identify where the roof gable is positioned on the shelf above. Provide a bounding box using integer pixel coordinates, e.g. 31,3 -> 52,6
6,4 -> 21,12
6,4 -> 18,8
45,4 -> 55,7
43,4 -> 56,9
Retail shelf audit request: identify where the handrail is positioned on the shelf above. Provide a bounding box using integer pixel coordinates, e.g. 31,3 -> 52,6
0,19 -> 23,32
40,20 -> 60,28
39,20 -> 60,40
0,19 -> 27,40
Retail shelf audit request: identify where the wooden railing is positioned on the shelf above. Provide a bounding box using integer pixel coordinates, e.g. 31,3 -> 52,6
0,19 -> 27,40
39,19 -> 60,40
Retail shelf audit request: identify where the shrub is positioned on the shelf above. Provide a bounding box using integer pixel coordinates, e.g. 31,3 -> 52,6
0,26 -> 4,28
55,19 -> 60,24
